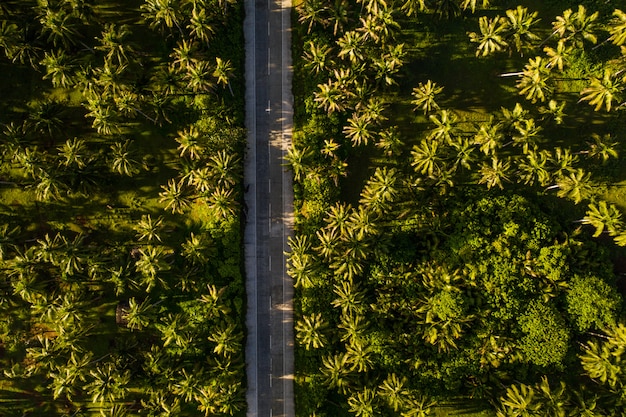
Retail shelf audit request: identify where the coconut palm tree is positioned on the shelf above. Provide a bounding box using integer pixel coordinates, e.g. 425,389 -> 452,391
134,214 -> 164,243
314,81 -> 347,114
159,179 -> 192,213
332,280 -> 366,316
199,284 -> 230,318
474,120 -> 503,155
38,8 -> 81,49
57,137 -> 88,169
295,313 -> 328,350
209,149 -> 240,187
321,353 -> 353,394
185,60 -> 215,94
328,0 -> 350,36
95,24 -> 135,66
297,0 -> 328,34
553,5 -> 599,47
582,201 -> 623,237
134,245 -> 172,291
213,57 -> 234,95
478,156 -> 511,190
517,149 -> 550,186
181,232 -> 212,266
303,39 -> 333,74
608,9 -> 626,46
208,320 -> 242,357
343,113 -> 375,146
411,139 -> 444,177
543,39 -> 571,71
411,80 -> 443,114
40,49 -> 75,88
85,362 -> 130,404
345,339 -> 374,372
551,169 -> 593,204
338,313 -> 369,344
428,110 -> 459,143
378,373 -> 409,412
110,139 -> 140,176
207,186 -> 237,219
124,297 -> 156,330
517,57 -> 552,103
505,6 -> 540,55
348,387 -> 376,417
285,145 -> 311,182
188,6 -> 214,44
141,0 -> 184,35
359,167 -> 398,214
579,69 -> 623,112
400,0 -> 426,16
469,15 -> 508,57
497,383 -> 539,417
584,133 -> 618,162
337,31 -> 365,64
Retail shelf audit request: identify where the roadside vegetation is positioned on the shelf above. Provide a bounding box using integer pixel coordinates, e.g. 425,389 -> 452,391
290,0 -> 626,415
0,0 -> 246,416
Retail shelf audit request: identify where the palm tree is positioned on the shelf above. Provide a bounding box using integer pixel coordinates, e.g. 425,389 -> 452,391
411,80 -> 443,114
134,245 -> 172,291
188,6 -> 214,44
608,9 -> 626,46
359,167 -> 398,213
332,280 -> 366,316
345,339 -> 374,372
295,313 -> 328,350
57,137 -> 88,169
544,39 -> 571,71
474,120 -> 503,155
213,57 -> 234,95
297,0 -> 328,34
411,139 -> 443,177
123,297 -> 156,330
478,156 -> 511,190
209,149 -> 240,187
379,373 -> 409,412
505,6 -> 540,54
517,57 -> 552,103
582,201 -> 623,237
95,24 -> 135,66
40,49 -> 75,88
428,110 -> 459,143
39,9 -> 81,49
338,313 -> 369,344
141,0 -> 184,35
285,145 -> 311,182
400,0 -> 426,16
110,139 -> 140,176
134,214 -> 164,243
199,284 -> 230,318
579,69 -> 623,112
207,186 -> 237,219
208,320 -> 242,357
314,81 -> 347,114
328,0 -> 350,36
348,387 -> 376,417
337,31 -> 365,64
497,383 -> 539,417
324,202 -> 352,236
343,113 -> 375,146
553,5 -> 599,47
34,168 -> 67,201
303,40 -> 333,74
175,125 -> 205,160
159,179 -> 192,213
469,15 -> 508,57
551,169 -> 593,204
538,99 -> 566,124
85,362 -> 130,404
185,60 -> 215,94
584,133 -> 618,162
321,353 -> 353,394
181,232 -> 212,266
517,149 -> 550,186
85,104 -> 120,136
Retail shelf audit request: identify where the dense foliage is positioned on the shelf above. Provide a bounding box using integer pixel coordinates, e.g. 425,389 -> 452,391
0,0 -> 246,416
291,0 -> 626,415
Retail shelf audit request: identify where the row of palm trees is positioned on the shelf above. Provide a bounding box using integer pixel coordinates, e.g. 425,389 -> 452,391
0,0 -> 248,416
291,0 -> 626,415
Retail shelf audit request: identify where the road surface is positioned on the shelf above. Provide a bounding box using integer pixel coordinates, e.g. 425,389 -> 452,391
243,0 -> 295,414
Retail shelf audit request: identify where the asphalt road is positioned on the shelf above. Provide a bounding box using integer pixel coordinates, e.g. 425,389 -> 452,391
243,0 -> 295,414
